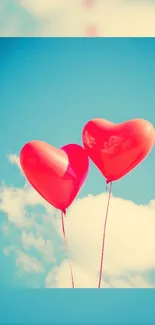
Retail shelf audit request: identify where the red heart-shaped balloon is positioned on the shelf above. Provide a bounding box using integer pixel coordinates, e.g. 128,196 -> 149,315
82,118 -> 155,182
20,141 -> 89,211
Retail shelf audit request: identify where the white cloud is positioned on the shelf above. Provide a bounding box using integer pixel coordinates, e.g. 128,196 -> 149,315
1,0 -> 155,36
16,251 -> 45,273
8,154 -> 21,169
45,261 -> 99,288
45,261 -> 154,288
1,154 -> 155,287
4,246 -> 45,273
18,0 -> 155,36
62,195 -> 155,277
0,179 -> 54,228
22,230 -> 56,262
18,0 -> 67,18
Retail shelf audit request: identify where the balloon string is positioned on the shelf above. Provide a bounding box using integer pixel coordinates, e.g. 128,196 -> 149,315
61,210 -> 75,288
98,181 -> 112,288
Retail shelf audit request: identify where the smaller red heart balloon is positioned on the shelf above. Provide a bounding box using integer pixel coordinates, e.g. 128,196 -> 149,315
82,118 -> 155,182
20,141 -> 89,211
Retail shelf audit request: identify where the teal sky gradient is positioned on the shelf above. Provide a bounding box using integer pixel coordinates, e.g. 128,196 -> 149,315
1,289 -> 155,325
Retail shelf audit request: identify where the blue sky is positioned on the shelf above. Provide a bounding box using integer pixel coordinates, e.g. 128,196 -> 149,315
1,38 -> 155,202
0,38 -> 155,324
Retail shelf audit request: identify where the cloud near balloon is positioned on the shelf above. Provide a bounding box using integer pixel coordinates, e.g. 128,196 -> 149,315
0,154 -> 155,288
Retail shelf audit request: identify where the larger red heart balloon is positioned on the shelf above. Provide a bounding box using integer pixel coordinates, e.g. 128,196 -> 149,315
20,141 -> 89,211
82,118 -> 155,182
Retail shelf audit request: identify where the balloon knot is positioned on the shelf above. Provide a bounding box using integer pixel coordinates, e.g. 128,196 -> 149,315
106,179 -> 110,184
62,209 -> 66,216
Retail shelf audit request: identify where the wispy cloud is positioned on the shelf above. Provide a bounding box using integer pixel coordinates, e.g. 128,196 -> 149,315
16,251 -> 45,273
18,0 -> 67,18
1,154 -> 155,287
21,231 -> 56,262
7,154 -> 20,169
4,246 -> 45,273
